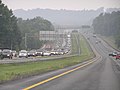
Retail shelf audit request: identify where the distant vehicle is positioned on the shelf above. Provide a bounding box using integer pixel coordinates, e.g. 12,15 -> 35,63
28,50 -> 37,57
87,37 -> 90,40
50,51 -> 57,55
115,54 -> 120,60
36,50 -> 43,56
95,41 -> 98,44
93,35 -> 96,38
42,51 -> 51,56
12,50 -> 17,57
72,30 -> 78,33
64,49 -> 68,54
1,49 -> 13,59
19,50 -> 28,58
98,40 -> 101,43
67,34 -> 71,38
109,52 -> 118,57
58,51 -> 64,55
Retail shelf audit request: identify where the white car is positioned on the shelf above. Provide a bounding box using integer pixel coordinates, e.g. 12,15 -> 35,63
42,51 -> 51,56
50,51 -> 57,55
19,50 -> 28,58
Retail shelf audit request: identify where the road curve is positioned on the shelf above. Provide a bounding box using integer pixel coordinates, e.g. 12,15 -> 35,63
0,32 -> 120,90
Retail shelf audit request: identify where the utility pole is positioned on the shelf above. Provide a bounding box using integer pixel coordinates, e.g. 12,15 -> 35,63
78,32 -> 80,56
25,33 -> 27,49
10,42 -> 12,50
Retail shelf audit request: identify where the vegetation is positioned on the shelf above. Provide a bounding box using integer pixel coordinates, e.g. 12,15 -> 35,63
0,0 -> 22,50
0,33 -> 94,82
71,33 -> 79,54
0,0 -> 55,50
92,11 -> 120,49
17,17 -> 54,35
17,17 -> 54,49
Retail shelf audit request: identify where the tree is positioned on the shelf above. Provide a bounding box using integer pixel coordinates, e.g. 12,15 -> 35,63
92,11 -> 120,48
0,0 -> 22,50
17,17 -> 54,49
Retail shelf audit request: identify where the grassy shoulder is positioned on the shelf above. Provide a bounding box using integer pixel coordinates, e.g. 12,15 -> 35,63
0,33 -> 94,82
100,35 -> 120,50
71,33 -> 79,54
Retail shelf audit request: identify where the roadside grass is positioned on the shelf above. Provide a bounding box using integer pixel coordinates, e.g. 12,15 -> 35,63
0,33 -> 94,82
100,35 -> 120,50
71,33 -> 79,54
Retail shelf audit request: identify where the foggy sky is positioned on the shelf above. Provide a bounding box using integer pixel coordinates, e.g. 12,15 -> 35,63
2,0 -> 120,10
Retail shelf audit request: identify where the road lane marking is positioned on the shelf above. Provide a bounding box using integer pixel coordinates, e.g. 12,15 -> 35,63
23,59 -> 97,90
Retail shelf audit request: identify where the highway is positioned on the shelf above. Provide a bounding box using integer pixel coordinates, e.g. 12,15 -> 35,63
0,32 -> 120,90
0,54 -> 77,64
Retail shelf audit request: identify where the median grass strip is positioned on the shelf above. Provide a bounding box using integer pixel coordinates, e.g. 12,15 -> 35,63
0,33 -> 94,83
71,33 -> 79,54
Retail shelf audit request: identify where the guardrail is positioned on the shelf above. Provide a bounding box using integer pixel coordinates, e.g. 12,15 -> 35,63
0,54 -> 79,64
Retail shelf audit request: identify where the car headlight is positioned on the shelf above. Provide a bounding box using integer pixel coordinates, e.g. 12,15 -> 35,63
24,54 -> 26,56
7,55 -> 10,56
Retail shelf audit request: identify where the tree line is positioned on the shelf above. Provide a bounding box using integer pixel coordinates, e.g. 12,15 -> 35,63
92,11 -> 120,48
17,17 -> 54,49
0,0 -> 54,50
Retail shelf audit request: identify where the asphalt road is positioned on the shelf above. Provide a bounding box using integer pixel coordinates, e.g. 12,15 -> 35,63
0,32 -> 120,90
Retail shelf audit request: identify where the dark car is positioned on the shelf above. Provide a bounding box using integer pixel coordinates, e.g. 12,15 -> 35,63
36,50 -> 43,56
109,52 -> 118,57
28,50 -> 37,57
1,49 -> 13,59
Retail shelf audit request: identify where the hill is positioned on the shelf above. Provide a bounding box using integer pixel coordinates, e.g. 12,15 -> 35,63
13,7 -> 120,26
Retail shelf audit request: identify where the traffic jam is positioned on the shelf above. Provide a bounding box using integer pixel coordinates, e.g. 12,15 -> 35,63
0,34 -> 71,60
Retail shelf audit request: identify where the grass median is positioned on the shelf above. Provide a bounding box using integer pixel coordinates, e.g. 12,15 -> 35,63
0,33 -> 94,83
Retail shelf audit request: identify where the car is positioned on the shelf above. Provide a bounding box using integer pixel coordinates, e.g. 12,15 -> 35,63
93,35 -> 96,38
19,50 -> 28,58
58,51 -> 64,55
50,51 -> 57,55
87,37 -> 90,40
115,54 -> 120,60
63,49 -> 68,54
1,49 -> 13,59
109,52 -> 118,57
42,51 -> 51,56
0,49 -> 2,59
12,50 -> 17,57
28,50 -> 37,57
95,41 -> 98,44
36,50 -> 43,56
98,40 -> 101,43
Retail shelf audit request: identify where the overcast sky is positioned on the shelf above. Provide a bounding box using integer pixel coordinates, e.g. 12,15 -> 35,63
2,0 -> 120,10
